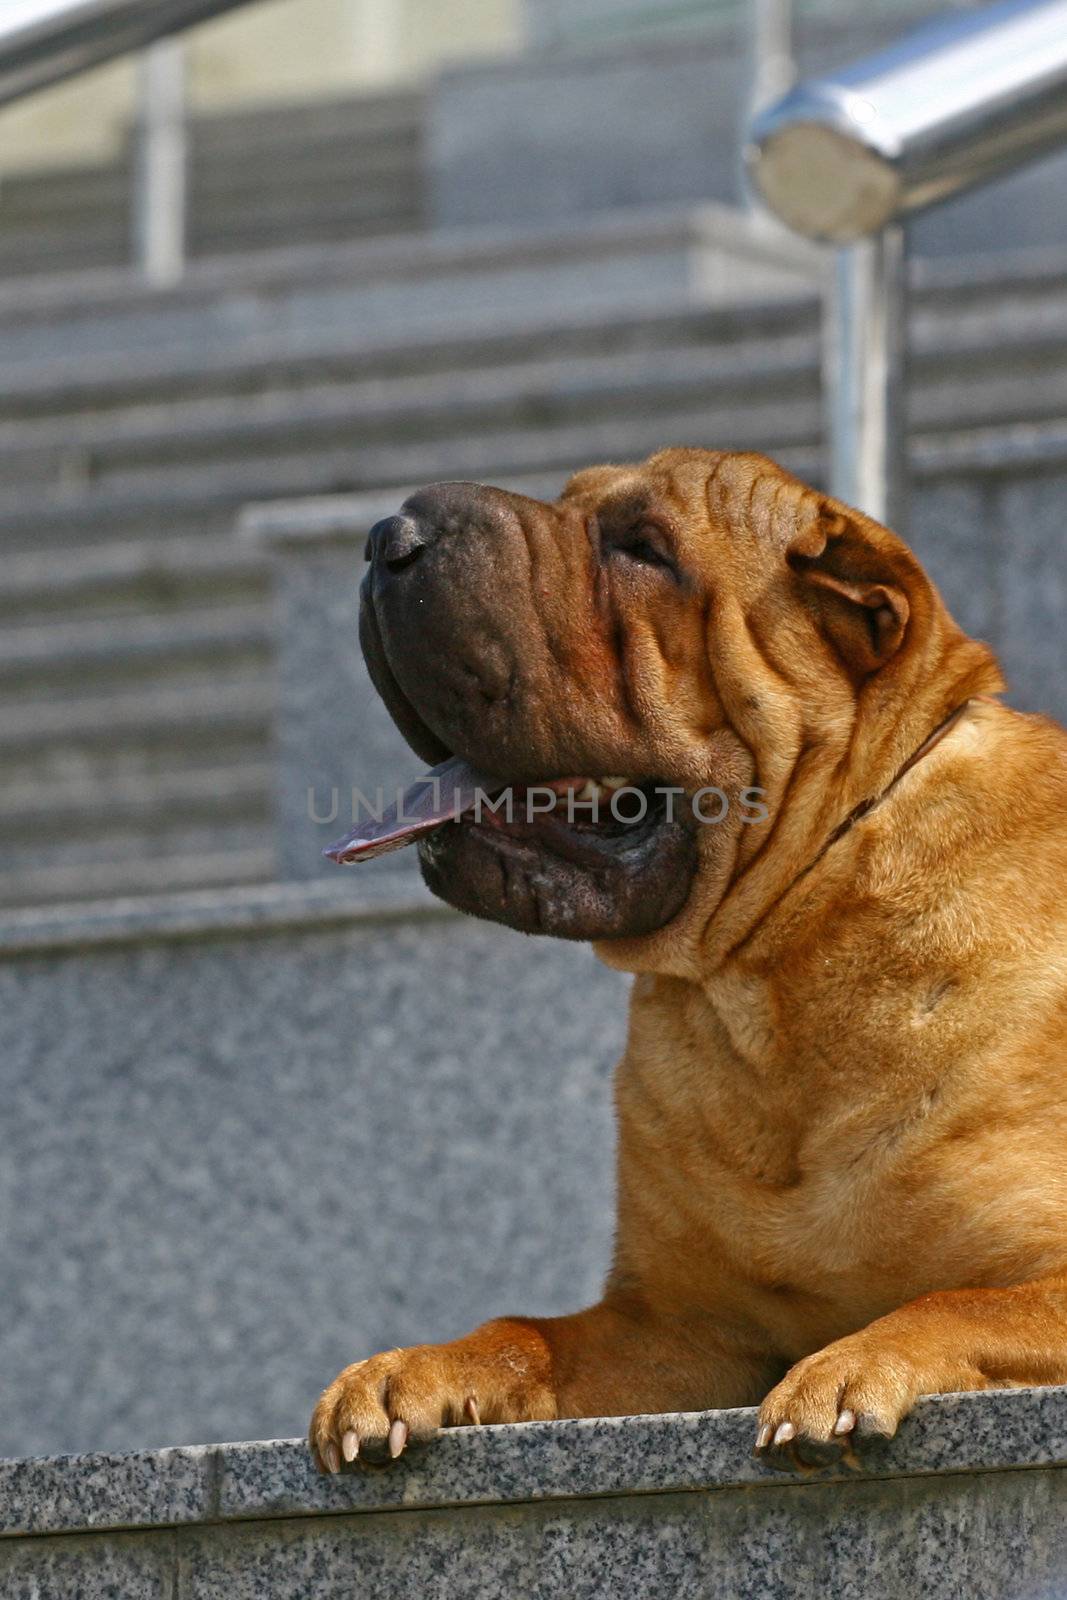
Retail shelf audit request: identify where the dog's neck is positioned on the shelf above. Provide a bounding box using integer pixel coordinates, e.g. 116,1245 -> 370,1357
694,623 -> 1006,975
595,614 -> 1005,985
781,692 -> 993,890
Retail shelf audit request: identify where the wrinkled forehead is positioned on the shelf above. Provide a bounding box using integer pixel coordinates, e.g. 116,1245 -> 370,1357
560,451 -> 818,550
559,456 -> 710,518
558,464 -> 644,507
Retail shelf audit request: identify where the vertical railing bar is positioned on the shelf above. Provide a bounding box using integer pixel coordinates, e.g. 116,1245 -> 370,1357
824,222 -> 908,530
132,36 -> 187,287
741,0 -> 795,206
750,0 -> 795,112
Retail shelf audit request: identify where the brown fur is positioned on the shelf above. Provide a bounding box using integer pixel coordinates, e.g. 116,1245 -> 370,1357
310,449 -> 1067,1472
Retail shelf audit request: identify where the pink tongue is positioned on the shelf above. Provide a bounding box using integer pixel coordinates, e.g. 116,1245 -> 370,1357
323,756 -> 497,864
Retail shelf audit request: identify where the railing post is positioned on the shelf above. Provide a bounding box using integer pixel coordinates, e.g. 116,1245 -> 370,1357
741,0 -> 794,213
749,0 -> 795,114
824,223 -> 908,531
132,37 -> 188,288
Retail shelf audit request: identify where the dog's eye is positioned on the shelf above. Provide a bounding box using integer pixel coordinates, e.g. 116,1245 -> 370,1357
605,523 -> 674,572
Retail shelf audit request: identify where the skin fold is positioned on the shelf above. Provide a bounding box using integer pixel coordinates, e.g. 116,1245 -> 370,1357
310,448 -> 1067,1474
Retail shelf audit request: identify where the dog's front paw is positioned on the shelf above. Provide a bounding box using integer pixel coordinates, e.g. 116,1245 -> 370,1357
309,1319 -> 558,1472
754,1334 -> 918,1470
309,1344 -> 483,1472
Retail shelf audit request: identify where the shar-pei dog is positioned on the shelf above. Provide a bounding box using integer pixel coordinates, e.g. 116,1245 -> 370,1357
309,448 -> 1067,1472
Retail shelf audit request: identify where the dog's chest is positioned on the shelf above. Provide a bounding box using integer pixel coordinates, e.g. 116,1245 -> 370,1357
622,977 -> 983,1293
622,974 -> 1067,1354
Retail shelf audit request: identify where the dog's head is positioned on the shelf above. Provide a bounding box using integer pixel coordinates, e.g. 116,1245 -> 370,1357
355,449 -> 1001,973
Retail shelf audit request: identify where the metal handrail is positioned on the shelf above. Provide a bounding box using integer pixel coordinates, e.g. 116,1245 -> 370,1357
747,0 -> 1067,530
0,1 -> 258,108
0,1 -> 263,284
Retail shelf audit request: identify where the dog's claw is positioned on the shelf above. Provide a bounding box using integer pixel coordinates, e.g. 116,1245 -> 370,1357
388,1419 -> 409,1459
465,1396 -> 482,1426
341,1429 -> 359,1463
773,1421 -> 796,1446
324,1441 -> 342,1474
755,1423 -> 773,1450
833,1408 -> 856,1436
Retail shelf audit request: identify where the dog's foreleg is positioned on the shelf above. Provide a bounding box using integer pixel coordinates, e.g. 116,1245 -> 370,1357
310,1297 -> 768,1471
756,1272 -> 1067,1467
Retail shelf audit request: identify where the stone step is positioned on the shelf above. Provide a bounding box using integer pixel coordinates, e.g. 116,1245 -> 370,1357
0,500 -> 238,554
0,191 -> 423,280
0,235 -> 126,278
9,193 -> 1049,360
186,194 -> 423,254
0,250 -> 1058,447
187,145 -> 423,207
0,295 -> 807,425
0,174 -> 420,239
0,807 -> 266,875
2,311 -> 1067,495
0,133 -> 420,221
0,479 -> 547,903
0,89 -> 425,278
0,668 -> 275,906
0,420 -> 1008,557
0,230 -> 1059,444
0,332 -> 820,488
0,838 -> 272,908
0,760 -> 270,838
0,677 -> 272,772
0,87 -> 420,189
188,185 -> 423,239
0,214 -> 127,251
188,87 -> 423,154
9,385 -> 1067,565
0,510 -> 276,902
0,603 -> 271,685
0,409 -> 819,551
2,1391 -> 1064,1597
0,163 -> 130,216
0,205 -> 820,368
0,532 -> 267,618
4,388 -> 1063,555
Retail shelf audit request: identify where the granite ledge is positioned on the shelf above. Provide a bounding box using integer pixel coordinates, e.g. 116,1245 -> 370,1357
3,1388 -> 1067,1541
0,870 -> 451,960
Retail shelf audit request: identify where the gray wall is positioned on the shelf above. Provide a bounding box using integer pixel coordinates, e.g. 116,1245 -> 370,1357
909,472 -> 1067,727
0,908 -> 626,1459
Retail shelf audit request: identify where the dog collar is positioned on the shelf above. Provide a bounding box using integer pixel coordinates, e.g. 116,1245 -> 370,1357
822,695 -> 988,856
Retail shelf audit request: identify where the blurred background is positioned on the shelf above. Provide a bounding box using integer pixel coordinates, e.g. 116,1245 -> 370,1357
1,0 -> 1066,1463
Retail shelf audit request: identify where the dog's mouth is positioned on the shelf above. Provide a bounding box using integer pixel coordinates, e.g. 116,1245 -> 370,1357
324,756 -> 699,941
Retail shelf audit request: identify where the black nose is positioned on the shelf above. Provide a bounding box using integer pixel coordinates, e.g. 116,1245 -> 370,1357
365,514 -> 428,572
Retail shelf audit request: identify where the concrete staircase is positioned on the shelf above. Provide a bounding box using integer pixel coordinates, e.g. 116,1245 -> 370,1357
4,218 -> 1067,907
0,89 -> 424,279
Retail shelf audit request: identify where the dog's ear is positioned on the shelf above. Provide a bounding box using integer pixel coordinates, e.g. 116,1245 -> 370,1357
788,503 -> 910,678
